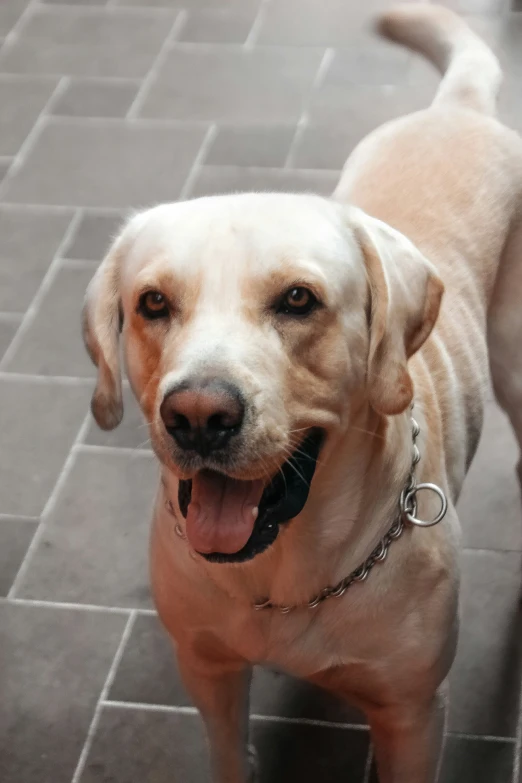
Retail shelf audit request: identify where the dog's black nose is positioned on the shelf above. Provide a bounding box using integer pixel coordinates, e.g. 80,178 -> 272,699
160,380 -> 244,456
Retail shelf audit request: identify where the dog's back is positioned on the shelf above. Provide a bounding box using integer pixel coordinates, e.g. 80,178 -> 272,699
336,5 -> 522,496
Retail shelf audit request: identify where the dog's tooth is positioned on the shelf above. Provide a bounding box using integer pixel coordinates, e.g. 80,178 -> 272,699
252,507 -> 259,520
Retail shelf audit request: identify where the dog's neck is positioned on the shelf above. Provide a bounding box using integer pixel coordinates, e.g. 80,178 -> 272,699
161,400 -> 415,609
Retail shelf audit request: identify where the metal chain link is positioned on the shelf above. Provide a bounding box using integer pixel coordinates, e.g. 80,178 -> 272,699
253,404 -> 447,614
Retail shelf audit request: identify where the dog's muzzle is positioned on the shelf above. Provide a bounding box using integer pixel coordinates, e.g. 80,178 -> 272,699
178,429 -> 324,563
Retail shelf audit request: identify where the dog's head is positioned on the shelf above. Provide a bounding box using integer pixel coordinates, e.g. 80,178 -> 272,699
83,194 -> 443,562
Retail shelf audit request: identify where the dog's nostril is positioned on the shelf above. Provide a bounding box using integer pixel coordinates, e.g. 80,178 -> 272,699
160,379 -> 245,455
207,412 -> 237,431
172,413 -> 191,432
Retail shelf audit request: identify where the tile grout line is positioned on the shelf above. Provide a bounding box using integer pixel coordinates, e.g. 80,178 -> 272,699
0,75 -> 70,201
284,114 -> 309,170
70,611 -> 137,783
362,745 -> 373,783
33,2 -> 179,16
512,679 -> 522,783
61,258 -> 101,270
0,596 -> 156,615
126,9 -> 188,120
0,208 -> 83,371
3,0 -> 38,49
285,47 -> 334,169
0,372 -> 135,387
28,115 -> 213,128
90,701 -> 522,743
179,123 -> 218,201
0,513 -> 39,523
7,410 -> 91,599
0,202 -> 78,213
101,700 -> 369,731
74,443 -> 152,458
243,0 -> 271,50
0,371 -> 94,385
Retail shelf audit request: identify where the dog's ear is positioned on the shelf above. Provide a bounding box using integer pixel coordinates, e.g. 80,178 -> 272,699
350,208 -> 444,416
82,219 -> 138,430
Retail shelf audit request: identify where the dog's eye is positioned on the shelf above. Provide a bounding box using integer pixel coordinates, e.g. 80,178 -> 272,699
138,291 -> 169,320
278,287 -> 317,316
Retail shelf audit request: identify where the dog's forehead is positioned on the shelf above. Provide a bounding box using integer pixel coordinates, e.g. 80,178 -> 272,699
125,193 -> 359,280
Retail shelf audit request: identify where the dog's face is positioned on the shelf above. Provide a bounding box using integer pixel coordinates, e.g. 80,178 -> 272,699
83,193 -> 442,562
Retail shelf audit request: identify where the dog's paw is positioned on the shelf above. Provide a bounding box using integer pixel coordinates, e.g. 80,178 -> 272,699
247,745 -> 259,783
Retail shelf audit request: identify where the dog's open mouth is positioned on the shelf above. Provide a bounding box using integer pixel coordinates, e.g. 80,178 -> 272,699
178,429 -> 324,563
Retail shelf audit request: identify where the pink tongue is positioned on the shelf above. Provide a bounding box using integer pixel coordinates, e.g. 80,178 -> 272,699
185,471 -> 265,555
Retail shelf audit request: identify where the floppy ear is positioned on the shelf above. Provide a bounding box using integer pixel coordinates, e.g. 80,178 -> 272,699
350,208 -> 444,416
82,228 -> 129,430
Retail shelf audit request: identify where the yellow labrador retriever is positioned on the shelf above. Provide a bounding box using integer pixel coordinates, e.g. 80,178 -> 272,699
83,5 -> 522,782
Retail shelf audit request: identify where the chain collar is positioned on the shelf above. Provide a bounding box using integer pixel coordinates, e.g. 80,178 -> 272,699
164,404 -> 448,615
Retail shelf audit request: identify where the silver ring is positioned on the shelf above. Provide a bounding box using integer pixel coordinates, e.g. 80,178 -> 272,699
401,482 -> 448,528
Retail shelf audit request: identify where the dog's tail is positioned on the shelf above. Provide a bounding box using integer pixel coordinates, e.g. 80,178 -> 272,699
377,3 -> 502,116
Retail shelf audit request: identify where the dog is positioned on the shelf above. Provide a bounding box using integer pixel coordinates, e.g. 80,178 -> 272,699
82,5 -> 522,782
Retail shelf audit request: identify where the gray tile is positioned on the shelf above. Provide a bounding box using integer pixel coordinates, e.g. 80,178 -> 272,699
41,0 -> 108,4
109,613 -> 191,706
0,208 -> 72,313
17,450 -> 158,607
368,735 -> 514,783
63,212 -> 125,261
0,158 -> 11,184
0,317 -> 19,360
84,384 -> 151,450
139,47 -> 323,123
0,517 -> 38,595
0,379 -> 90,516
439,0 -> 507,12
257,0 -> 403,47
5,266 -> 95,376
309,80 -> 432,130
110,614 -> 364,724
79,709 -> 211,783
0,0 -> 30,37
0,602 -> 128,783
189,165 -> 339,198
253,721 -> 369,783
0,7 -> 177,78
80,706 -> 369,783
314,41 -> 410,86
440,737 -> 514,783
459,400 -> 521,551
0,76 -> 59,156
250,668 -> 365,725
116,0 -> 260,7
449,549 -> 522,736
207,125 -> 296,168
180,9 -> 256,43
291,124 -> 358,170
2,120 -> 208,207
52,79 -> 139,118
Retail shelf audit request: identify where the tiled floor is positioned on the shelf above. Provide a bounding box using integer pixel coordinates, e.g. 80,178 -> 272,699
1,0 -> 522,781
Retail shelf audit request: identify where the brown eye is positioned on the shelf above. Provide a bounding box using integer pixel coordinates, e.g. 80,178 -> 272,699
278,287 -> 318,316
139,291 -> 169,320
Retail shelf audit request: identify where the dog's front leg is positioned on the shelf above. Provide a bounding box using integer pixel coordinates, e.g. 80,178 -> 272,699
366,686 -> 447,783
177,651 -> 255,783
